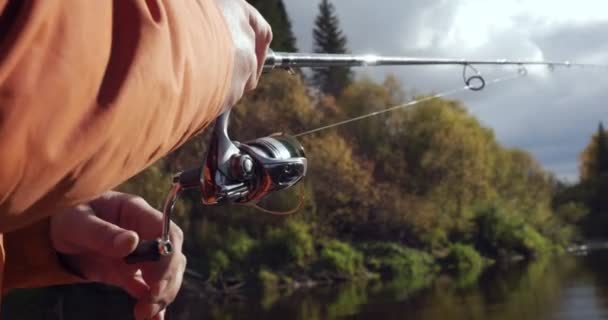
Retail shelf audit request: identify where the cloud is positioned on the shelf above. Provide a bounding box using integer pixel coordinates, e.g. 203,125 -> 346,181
283,0 -> 608,180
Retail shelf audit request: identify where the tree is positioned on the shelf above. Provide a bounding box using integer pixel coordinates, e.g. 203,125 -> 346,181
580,122 -> 608,180
574,122 -> 608,236
247,0 -> 298,51
597,122 -> 608,175
312,0 -> 352,97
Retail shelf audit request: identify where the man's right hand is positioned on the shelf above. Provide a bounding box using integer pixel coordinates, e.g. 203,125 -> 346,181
215,0 -> 273,110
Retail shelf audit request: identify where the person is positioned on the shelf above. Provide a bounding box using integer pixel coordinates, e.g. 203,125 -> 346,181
0,0 -> 272,319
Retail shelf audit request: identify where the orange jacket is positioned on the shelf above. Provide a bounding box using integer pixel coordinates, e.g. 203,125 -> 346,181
0,0 -> 234,296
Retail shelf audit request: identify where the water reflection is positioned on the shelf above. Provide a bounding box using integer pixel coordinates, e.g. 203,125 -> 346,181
4,252 -> 608,320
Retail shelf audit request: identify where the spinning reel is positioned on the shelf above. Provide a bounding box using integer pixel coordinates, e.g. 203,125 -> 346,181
196,111 -> 307,206
125,110 -> 307,264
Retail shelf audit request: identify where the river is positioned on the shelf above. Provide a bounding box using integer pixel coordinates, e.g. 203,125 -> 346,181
4,251 -> 608,319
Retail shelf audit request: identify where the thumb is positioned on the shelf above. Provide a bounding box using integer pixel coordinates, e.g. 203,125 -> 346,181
53,205 -> 140,258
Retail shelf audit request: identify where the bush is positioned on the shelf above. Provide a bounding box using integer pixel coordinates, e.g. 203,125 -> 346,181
258,268 -> 280,289
224,228 -> 256,262
476,204 -> 550,258
208,250 -> 230,280
258,220 -> 315,268
186,222 -> 258,282
444,243 -> 483,273
516,225 -> 550,255
318,240 -> 364,277
555,202 -> 589,225
420,227 -> 449,251
358,242 -> 435,279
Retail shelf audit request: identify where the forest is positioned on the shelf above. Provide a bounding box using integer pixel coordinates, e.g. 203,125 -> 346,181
115,0 -> 607,290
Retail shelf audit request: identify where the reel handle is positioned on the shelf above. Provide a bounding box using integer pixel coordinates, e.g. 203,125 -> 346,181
122,168 -> 196,265
124,239 -> 164,264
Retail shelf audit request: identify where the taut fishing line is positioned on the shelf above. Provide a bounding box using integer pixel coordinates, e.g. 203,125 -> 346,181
294,67 -> 527,137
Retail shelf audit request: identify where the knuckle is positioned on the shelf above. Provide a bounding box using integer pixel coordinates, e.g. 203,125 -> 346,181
127,195 -> 148,207
249,53 -> 257,70
165,288 -> 179,304
180,253 -> 188,268
96,222 -> 117,239
171,224 -> 184,243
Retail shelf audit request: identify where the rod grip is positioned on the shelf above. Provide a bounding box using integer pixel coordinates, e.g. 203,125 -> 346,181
124,239 -> 162,264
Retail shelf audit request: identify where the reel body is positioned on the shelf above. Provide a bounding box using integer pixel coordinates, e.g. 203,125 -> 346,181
198,111 -> 307,206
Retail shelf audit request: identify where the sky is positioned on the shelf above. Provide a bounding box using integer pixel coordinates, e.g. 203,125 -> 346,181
282,0 -> 608,182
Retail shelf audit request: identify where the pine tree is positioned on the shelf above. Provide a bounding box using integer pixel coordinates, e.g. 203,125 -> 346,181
312,0 -> 352,97
597,122 -> 608,176
247,0 -> 298,52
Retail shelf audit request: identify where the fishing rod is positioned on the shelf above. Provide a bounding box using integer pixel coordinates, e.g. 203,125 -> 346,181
124,50 -> 606,264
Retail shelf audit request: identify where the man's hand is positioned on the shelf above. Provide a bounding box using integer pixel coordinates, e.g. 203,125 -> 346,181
50,191 -> 186,320
215,0 -> 273,109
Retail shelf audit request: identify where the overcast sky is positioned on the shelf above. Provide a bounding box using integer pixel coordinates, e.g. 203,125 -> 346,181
283,0 -> 608,182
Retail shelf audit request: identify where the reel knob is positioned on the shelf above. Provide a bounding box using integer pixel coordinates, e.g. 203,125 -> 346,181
230,154 -> 255,181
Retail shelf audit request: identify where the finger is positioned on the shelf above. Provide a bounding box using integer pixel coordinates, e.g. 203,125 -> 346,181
132,224 -> 185,319
92,194 -> 165,241
242,34 -> 259,92
152,309 -> 166,320
134,300 -> 166,320
117,271 -> 150,299
53,205 -> 139,257
248,3 -> 273,80
134,252 -> 186,320
150,253 -> 186,302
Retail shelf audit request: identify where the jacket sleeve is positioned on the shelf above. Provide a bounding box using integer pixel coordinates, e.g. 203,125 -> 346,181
2,219 -> 87,293
0,0 -> 234,290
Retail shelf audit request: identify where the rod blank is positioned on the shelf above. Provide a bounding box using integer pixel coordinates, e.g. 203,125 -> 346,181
264,50 -> 604,71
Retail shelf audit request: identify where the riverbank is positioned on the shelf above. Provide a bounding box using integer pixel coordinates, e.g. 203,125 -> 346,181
181,220 -> 567,296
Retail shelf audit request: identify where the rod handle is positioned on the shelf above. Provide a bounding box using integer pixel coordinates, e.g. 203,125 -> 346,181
124,239 -> 163,264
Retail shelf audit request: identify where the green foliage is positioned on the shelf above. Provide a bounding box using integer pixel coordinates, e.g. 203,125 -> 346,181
183,221 -> 259,282
259,220 -> 315,268
258,268 -> 280,289
555,201 -> 589,225
317,240 -> 365,277
208,250 -> 230,280
574,124 -> 608,236
476,204 -> 551,258
224,228 -> 257,262
420,228 -> 449,251
359,242 -> 435,279
326,284 -> 368,319
444,243 -> 483,274
580,122 -> 608,180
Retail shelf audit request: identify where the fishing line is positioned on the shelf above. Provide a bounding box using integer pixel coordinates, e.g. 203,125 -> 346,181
294,68 -> 526,137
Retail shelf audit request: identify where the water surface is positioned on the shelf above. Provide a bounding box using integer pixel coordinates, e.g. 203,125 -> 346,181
5,251 -> 608,320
